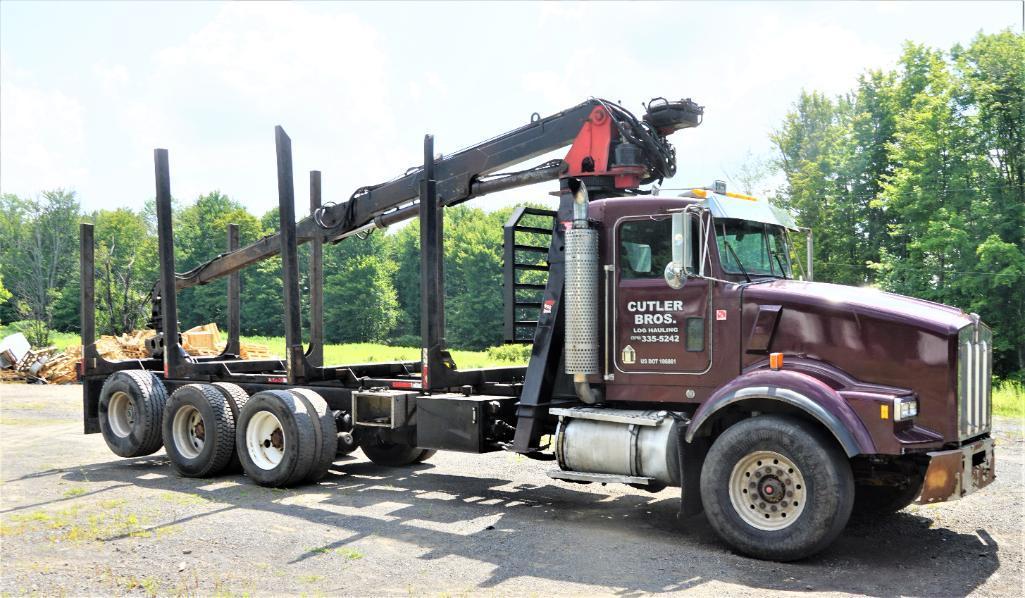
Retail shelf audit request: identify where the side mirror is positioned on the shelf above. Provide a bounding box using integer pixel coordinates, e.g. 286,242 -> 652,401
664,211 -> 693,289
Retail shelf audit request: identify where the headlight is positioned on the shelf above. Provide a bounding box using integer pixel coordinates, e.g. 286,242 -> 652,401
894,396 -> 918,421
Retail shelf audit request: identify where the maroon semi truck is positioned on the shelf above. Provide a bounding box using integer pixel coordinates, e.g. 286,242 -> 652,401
79,97 -> 995,561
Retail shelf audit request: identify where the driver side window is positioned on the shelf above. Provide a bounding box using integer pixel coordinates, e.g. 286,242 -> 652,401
620,219 -> 671,280
619,216 -> 701,281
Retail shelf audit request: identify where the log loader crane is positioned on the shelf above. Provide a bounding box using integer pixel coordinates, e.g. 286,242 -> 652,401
79,96 -> 995,561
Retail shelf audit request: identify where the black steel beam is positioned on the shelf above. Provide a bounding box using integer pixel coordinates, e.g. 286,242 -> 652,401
79,223 -> 95,359
419,134 -> 449,391
154,149 -> 184,377
307,170 -> 324,367
275,126 -> 305,384
225,223 -> 241,356
170,102 -> 598,291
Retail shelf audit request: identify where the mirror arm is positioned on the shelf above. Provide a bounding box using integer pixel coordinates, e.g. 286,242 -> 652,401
665,210 -> 690,289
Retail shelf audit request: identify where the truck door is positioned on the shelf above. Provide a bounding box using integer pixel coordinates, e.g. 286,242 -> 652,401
610,215 -> 711,378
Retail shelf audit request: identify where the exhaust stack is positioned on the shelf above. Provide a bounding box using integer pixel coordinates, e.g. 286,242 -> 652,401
564,181 -> 600,404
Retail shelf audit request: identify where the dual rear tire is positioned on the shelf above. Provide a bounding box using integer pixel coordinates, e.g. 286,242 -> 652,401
236,389 -> 337,487
162,384 -> 239,477
98,371 -> 431,487
98,370 -> 167,458
165,386 -> 340,487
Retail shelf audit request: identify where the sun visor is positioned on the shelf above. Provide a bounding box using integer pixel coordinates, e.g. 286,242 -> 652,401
704,193 -> 799,230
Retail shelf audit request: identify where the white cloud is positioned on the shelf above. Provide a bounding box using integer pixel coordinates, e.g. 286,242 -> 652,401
1,0 -> 1015,215
0,54 -> 88,196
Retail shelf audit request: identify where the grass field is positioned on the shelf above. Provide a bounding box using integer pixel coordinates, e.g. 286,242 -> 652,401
0,326 -> 526,369
238,336 -> 528,369
993,380 -> 1025,419
0,326 -> 81,352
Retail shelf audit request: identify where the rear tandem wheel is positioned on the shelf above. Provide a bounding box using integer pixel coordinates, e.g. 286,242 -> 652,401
235,390 -> 318,487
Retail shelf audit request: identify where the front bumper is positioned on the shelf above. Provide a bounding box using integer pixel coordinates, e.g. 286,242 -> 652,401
916,437 -> 995,504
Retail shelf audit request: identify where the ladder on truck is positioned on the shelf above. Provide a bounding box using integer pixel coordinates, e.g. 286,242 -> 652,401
503,207 -> 556,343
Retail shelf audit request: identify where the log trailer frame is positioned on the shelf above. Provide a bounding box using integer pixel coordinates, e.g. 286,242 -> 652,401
79,96 -> 995,561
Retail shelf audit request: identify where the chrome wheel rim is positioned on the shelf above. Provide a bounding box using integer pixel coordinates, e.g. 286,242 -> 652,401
246,411 -> 285,470
107,391 -> 134,438
172,405 -> 205,459
729,450 -> 806,531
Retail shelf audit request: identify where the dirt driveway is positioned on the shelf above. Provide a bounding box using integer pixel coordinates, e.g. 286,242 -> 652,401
1,384 -> 1022,596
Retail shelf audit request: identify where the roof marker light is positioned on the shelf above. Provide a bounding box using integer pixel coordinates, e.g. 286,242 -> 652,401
724,191 -> 758,202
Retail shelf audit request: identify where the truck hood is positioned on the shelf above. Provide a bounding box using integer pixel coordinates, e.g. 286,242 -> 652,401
743,280 -> 971,336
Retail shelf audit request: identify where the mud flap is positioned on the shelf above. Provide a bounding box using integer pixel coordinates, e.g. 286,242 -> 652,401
679,433 -> 710,517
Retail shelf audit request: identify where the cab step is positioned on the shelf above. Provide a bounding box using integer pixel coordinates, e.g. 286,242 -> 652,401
547,470 -> 658,486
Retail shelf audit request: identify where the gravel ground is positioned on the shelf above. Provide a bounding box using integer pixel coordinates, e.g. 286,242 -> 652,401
1,384 -> 1022,597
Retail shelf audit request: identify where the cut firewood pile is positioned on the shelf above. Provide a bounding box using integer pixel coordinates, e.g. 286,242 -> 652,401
179,323 -> 274,360
0,324 -> 275,384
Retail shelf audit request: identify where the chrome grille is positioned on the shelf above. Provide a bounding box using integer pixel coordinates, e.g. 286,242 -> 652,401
958,318 -> 992,440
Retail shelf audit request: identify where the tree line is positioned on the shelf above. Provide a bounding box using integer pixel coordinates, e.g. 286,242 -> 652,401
769,30 -> 1023,379
1,31 -> 1021,377
0,189 -> 540,352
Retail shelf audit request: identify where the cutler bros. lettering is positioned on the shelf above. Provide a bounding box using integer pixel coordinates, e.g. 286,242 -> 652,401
627,300 -> 682,325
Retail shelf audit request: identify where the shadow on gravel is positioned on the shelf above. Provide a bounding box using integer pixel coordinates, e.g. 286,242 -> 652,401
58,455 -> 999,595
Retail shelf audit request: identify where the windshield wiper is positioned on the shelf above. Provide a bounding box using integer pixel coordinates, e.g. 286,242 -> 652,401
773,253 -> 790,279
724,241 -> 752,283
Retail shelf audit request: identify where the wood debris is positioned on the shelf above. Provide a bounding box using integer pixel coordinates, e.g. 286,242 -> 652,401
1,324 -> 275,385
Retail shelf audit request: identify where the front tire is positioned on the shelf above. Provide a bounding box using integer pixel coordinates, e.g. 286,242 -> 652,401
700,414 -> 854,561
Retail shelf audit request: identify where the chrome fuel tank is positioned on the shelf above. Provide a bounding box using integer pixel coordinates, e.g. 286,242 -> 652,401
552,407 -> 683,486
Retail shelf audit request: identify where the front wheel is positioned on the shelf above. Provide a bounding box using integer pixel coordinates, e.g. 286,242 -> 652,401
700,414 -> 854,561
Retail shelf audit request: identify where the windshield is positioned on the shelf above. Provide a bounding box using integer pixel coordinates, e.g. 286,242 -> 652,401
715,219 -> 792,278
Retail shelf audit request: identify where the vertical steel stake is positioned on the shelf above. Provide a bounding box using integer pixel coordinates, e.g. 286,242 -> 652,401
275,126 -> 305,383
225,223 -> 241,356
307,170 -> 324,367
419,134 -> 448,391
154,149 -> 182,378
79,223 -> 95,365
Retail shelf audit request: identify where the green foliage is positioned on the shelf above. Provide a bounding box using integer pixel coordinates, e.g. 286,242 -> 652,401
0,190 -> 81,345
444,207 -> 510,350
486,343 -> 532,363
389,221 -> 421,341
90,208 -> 158,334
775,31 -> 1025,378
0,273 -> 11,324
992,380 -> 1024,418
324,232 -> 398,343
174,191 -> 266,332
3,32 -> 1017,380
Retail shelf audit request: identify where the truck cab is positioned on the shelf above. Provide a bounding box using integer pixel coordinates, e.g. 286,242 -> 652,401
542,186 -> 995,560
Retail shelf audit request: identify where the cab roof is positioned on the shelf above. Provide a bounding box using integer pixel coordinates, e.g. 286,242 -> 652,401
695,191 -> 799,230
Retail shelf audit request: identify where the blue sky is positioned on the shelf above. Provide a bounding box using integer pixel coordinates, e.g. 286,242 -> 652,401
1,1 -> 1021,217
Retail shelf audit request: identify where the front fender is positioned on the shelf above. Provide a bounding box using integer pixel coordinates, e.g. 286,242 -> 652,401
685,369 -> 875,457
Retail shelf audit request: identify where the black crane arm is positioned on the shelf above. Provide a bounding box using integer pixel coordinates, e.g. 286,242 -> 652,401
172,97 -> 702,291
